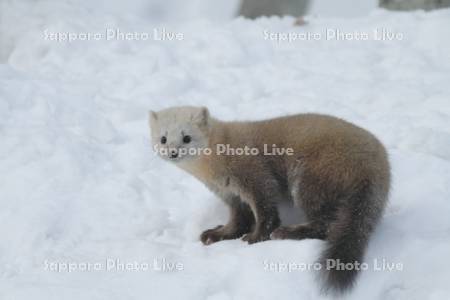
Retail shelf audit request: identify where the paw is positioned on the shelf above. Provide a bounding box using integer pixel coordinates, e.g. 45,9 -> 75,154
200,225 -> 224,245
270,227 -> 289,240
242,232 -> 270,244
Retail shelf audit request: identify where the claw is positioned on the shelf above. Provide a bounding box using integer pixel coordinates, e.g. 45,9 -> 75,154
270,227 -> 287,240
200,225 -> 225,245
242,233 -> 268,244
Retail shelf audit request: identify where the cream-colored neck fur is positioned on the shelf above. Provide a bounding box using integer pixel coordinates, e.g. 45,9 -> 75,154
177,118 -> 224,184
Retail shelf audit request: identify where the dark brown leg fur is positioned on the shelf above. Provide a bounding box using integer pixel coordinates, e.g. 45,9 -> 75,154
239,176 -> 281,244
270,170 -> 338,241
241,199 -> 280,244
200,197 -> 254,245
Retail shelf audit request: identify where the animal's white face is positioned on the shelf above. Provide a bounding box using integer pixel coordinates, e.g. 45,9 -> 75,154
149,106 -> 210,163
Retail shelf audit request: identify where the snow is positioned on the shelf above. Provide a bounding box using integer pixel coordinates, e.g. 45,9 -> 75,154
1,1 -> 450,299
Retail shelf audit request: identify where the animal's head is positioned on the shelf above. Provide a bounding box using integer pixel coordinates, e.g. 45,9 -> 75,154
149,106 -> 210,163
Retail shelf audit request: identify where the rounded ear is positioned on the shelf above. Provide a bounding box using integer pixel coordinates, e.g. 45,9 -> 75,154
193,107 -> 209,126
149,110 -> 158,126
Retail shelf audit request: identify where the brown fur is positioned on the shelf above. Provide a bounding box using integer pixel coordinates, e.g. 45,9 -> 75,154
150,108 -> 390,293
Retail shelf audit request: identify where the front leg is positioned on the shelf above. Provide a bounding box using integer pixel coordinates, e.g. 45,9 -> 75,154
240,180 -> 281,244
200,195 -> 254,245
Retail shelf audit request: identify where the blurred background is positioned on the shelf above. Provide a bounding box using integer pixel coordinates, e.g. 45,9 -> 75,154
76,0 -> 450,22
2,0 -> 449,61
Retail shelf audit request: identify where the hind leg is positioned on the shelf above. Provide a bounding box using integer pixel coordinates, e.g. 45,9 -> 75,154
270,221 -> 328,240
273,172 -> 337,241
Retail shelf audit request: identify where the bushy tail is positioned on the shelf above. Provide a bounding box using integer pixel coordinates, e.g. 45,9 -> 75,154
319,180 -> 386,294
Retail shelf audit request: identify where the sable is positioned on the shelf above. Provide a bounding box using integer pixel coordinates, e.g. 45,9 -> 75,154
149,106 -> 390,294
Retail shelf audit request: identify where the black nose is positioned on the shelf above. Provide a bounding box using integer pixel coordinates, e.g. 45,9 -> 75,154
170,150 -> 178,158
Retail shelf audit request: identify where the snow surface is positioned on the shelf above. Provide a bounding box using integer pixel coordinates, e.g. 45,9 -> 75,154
1,1 -> 450,299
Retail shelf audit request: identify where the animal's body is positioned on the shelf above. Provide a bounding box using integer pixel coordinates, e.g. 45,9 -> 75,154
149,106 -> 390,293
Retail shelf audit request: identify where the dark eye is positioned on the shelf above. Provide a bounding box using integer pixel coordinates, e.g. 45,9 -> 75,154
160,136 -> 167,144
183,135 -> 192,144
